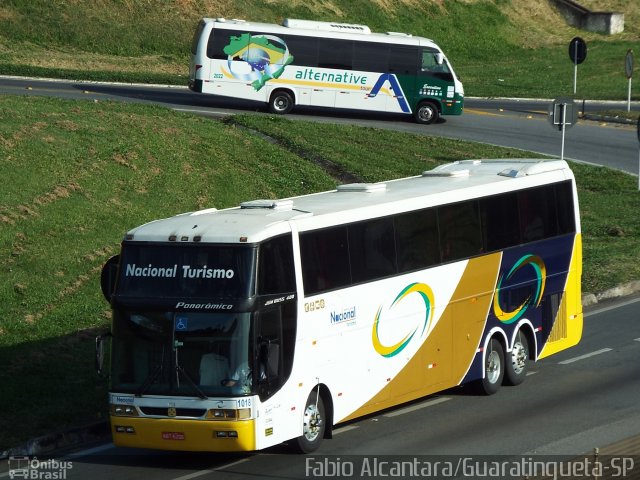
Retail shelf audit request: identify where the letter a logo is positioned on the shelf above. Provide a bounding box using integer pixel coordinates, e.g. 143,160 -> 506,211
368,74 -> 411,113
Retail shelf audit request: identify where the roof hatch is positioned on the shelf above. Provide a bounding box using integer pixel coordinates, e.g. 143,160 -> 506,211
239,199 -> 294,210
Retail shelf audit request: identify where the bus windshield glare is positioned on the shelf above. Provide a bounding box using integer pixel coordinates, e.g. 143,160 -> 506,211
111,310 -> 254,397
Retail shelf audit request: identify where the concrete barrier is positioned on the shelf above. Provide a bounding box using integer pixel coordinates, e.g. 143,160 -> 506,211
551,0 -> 624,34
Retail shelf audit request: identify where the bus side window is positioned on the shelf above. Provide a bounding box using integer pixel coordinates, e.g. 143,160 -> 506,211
300,226 -> 350,295
395,208 -> 440,272
258,234 -> 295,295
519,186 -> 558,242
480,192 -> 521,251
349,217 -> 397,283
389,46 -> 419,75
439,201 -> 482,262
208,29 -> 236,59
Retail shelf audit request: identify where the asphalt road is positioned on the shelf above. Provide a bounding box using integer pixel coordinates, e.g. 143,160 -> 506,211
1,76 -> 639,175
2,296 -> 638,480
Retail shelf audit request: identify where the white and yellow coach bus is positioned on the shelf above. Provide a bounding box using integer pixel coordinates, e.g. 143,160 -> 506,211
99,159 -> 582,453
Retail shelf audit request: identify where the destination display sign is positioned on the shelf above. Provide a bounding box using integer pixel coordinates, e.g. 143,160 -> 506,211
116,244 -> 257,300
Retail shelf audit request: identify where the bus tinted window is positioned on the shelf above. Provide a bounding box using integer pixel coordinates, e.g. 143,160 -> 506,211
555,181 -> 576,235
300,182 -> 576,296
319,39 -> 353,70
300,226 -> 351,295
480,192 -> 521,251
439,201 -> 482,262
283,35 -> 318,67
208,29 -> 234,59
353,42 -> 388,72
191,20 -> 206,55
349,218 -> 397,283
519,185 -> 558,242
258,235 -> 295,295
396,208 -> 440,272
389,46 -> 419,75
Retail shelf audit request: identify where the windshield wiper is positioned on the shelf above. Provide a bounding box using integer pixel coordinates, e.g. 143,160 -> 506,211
174,339 -> 208,400
175,364 -> 208,400
136,346 -> 165,397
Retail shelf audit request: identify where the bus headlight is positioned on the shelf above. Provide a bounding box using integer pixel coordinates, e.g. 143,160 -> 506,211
205,408 -> 251,420
111,404 -> 139,416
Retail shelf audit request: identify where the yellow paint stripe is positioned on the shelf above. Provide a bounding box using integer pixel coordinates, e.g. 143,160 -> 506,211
463,108 -> 503,117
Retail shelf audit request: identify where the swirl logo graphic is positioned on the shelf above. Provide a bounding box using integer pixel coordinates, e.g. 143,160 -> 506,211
372,283 -> 435,358
493,254 -> 546,324
223,33 -> 294,91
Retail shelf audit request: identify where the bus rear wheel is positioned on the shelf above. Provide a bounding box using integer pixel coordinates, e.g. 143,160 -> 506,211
294,390 -> 325,453
269,90 -> 294,115
475,338 -> 504,395
504,331 -> 529,386
414,101 -> 439,124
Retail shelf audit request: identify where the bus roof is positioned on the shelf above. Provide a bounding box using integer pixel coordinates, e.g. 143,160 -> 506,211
202,17 -> 438,48
126,159 -> 574,244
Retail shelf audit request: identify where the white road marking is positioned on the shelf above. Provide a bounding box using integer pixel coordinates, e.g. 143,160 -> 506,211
383,397 -> 451,418
172,470 -> 215,480
558,347 -> 612,365
333,425 -> 359,435
214,457 -> 251,471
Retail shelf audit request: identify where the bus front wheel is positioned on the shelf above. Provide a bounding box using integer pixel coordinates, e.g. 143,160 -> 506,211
269,91 -> 294,115
294,389 -> 325,453
414,101 -> 439,124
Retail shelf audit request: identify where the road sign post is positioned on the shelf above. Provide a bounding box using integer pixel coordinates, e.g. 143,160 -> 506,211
549,97 -> 578,161
569,37 -> 587,95
625,49 -> 634,113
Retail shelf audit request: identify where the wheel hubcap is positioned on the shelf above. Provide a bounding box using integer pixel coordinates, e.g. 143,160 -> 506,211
302,404 -> 322,441
275,97 -> 287,111
419,106 -> 434,122
511,342 -> 526,374
486,350 -> 501,384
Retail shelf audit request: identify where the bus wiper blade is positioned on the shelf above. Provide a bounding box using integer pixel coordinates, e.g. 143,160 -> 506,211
175,364 -> 208,400
136,347 -> 165,397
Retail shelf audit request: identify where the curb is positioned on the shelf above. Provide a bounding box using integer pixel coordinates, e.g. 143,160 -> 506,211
582,113 -> 638,125
582,280 -> 640,307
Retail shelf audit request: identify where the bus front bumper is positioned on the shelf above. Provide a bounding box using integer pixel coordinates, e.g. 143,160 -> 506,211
110,416 -> 256,452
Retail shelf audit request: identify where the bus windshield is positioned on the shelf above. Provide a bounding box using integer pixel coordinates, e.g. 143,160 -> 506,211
111,309 -> 254,397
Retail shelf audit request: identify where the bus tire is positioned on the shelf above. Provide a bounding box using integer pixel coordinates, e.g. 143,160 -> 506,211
414,101 -> 439,124
475,338 -> 504,395
504,331 -> 529,386
294,389 -> 325,453
269,90 -> 294,115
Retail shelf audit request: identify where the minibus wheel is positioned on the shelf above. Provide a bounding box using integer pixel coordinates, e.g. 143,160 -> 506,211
269,90 -> 294,114
414,101 -> 439,124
